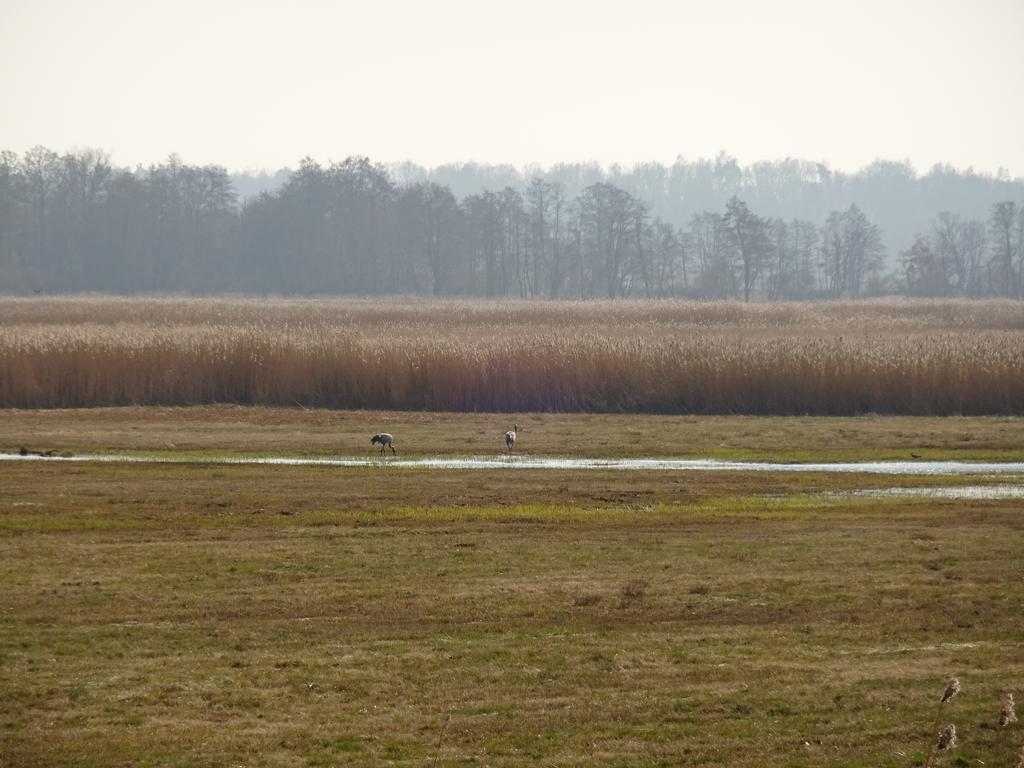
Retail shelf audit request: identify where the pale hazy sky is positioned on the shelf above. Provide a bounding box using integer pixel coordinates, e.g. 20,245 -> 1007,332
2,0 -> 1022,175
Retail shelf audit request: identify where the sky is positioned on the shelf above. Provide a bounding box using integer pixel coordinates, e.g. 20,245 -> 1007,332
1,0 -> 1023,176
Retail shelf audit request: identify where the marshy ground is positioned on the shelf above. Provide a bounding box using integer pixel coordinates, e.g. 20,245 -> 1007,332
1,408 -> 1023,766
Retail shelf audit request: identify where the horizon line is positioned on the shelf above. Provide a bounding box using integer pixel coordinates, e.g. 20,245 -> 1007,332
5,145 -> 1022,182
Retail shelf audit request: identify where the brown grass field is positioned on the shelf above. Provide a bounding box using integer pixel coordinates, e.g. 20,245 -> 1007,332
1,408 -> 1023,767
2,298 -> 1023,765
1,297 -> 1022,414
3,405 -> 1024,462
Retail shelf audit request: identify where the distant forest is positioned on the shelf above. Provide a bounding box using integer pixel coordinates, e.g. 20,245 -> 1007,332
2,147 -> 1023,299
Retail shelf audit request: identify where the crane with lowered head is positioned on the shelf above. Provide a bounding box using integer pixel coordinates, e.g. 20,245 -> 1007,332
370,433 -> 396,454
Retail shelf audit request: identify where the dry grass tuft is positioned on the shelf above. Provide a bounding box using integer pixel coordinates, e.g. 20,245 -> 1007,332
941,678 -> 962,704
924,677 -> 963,767
1001,693 -> 1018,728
618,580 -> 648,608
936,724 -> 957,751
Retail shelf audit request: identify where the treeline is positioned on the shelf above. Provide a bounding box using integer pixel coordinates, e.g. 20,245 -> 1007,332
1,147 -> 1023,298
393,155 -> 1024,260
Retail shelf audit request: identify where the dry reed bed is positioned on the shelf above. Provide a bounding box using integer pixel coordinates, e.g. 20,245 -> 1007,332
1,305 -> 1022,413
3,296 -> 1024,331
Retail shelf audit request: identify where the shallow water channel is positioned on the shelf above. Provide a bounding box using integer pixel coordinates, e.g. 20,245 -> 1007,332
6,452 -> 1023,500
4,451 -> 1024,477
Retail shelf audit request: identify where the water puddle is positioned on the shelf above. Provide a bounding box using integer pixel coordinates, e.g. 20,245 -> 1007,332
3,451 -> 1024,476
838,641 -> 982,656
834,485 -> 1024,499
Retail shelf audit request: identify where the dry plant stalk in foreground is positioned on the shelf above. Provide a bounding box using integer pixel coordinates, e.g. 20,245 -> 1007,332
1,297 -> 1022,413
1002,693 -> 1019,728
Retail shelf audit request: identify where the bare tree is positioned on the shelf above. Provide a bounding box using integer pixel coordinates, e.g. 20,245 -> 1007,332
463,191 -> 501,296
989,201 -> 1021,297
722,196 -> 772,301
690,211 -> 734,298
821,204 -> 884,298
547,182 -> 567,299
21,146 -> 59,279
902,235 -> 944,296
932,212 -> 986,296
577,182 -> 641,299
525,178 -> 553,298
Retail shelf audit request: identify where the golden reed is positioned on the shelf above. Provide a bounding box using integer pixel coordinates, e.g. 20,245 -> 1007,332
1,297 -> 1021,413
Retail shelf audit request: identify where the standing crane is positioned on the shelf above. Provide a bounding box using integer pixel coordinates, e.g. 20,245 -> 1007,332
370,433 -> 396,454
505,424 -> 519,453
